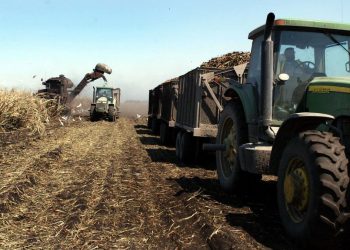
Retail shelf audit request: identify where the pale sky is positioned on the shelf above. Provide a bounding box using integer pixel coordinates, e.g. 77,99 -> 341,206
0,0 -> 349,101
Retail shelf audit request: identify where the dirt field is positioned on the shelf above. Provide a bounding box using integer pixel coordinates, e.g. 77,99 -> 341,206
0,118 -> 347,249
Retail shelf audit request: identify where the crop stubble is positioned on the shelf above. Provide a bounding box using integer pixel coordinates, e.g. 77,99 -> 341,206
0,118 -> 296,249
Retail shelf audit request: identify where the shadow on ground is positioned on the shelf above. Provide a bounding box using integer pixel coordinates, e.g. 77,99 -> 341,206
135,125 -> 215,170
172,175 -> 294,249
134,124 -> 148,129
138,136 -> 160,146
135,129 -> 154,135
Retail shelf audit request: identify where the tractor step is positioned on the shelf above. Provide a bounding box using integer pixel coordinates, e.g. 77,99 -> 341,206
239,143 -> 272,174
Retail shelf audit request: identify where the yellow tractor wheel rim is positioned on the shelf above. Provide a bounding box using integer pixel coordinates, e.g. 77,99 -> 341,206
283,158 -> 310,223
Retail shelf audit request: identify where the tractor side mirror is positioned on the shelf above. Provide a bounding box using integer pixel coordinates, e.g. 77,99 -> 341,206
276,73 -> 289,85
346,61 -> 350,72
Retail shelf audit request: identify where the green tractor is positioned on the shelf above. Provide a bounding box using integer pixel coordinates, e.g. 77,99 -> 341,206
90,86 -> 120,122
207,13 -> 350,243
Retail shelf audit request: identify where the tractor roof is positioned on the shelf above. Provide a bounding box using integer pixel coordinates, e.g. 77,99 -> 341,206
249,19 -> 350,39
96,86 -> 114,89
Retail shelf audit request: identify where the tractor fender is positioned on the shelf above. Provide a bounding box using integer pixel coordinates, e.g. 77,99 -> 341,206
224,83 -> 258,124
270,112 -> 334,174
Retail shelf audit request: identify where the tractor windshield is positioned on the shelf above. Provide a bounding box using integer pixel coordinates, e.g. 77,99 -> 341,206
273,29 -> 350,121
96,88 -> 113,100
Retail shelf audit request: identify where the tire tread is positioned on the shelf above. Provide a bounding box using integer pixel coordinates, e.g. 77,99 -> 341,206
300,131 -> 349,234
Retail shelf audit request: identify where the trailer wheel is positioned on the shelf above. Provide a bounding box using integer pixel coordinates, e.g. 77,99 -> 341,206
179,131 -> 194,163
216,102 -> 248,191
147,117 -> 152,129
160,122 -> 169,145
175,131 -> 183,159
151,118 -> 159,135
277,131 -> 349,243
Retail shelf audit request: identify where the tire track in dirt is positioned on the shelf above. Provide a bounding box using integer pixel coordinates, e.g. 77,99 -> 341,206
0,121 -> 119,248
135,123 -> 292,249
0,146 -> 62,213
0,118 -> 294,249
35,121 -> 121,248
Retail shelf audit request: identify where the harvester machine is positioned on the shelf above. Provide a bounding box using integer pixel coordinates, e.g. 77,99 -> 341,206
37,63 -> 112,110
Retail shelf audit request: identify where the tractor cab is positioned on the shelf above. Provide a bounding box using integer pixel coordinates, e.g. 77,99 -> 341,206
247,19 -> 350,123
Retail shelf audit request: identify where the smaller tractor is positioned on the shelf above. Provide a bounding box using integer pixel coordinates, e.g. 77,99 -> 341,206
90,86 -> 121,122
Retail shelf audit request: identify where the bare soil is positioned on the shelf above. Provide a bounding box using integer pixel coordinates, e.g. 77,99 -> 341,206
0,118 -> 347,249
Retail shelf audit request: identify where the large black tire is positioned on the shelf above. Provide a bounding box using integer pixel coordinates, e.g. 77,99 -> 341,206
216,102 -> 248,191
151,118 -> 159,135
108,111 -> 116,122
175,131 -> 183,159
147,117 -> 152,129
277,130 -> 349,244
160,122 -> 169,145
179,131 -> 194,163
90,109 -> 97,122
168,128 -> 177,146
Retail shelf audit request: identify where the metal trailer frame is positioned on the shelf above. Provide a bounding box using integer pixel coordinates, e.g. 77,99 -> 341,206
147,85 -> 162,132
160,78 -> 179,128
148,85 -> 162,119
147,89 -> 153,118
176,67 -> 228,138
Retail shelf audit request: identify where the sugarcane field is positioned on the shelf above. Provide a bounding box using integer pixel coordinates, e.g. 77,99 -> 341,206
2,2 -> 350,249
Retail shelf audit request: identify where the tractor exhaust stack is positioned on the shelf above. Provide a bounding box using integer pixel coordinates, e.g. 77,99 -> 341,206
261,12 -> 275,141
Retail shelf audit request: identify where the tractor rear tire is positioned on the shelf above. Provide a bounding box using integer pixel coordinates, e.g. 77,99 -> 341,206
216,102 -> 250,191
277,130 -> 349,244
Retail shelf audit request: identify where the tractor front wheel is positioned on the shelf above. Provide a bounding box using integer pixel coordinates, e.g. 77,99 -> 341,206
277,131 -> 349,243
216,102 -> 248,191
90,111 -> 97,122
108,108 -> 116,122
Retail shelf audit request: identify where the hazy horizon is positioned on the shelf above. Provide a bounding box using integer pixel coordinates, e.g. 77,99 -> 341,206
1,0 -> 349,102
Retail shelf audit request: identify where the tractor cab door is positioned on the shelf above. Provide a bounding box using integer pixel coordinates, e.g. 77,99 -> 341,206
272,30 -> 319,122
272,29 -> 350,122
